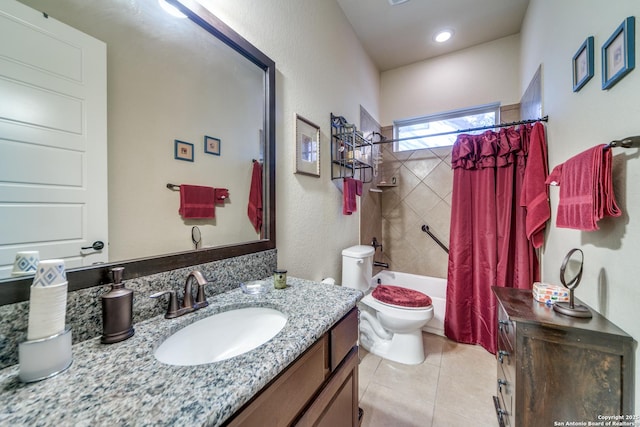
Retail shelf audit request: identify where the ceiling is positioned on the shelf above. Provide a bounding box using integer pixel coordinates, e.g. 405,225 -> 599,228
336,0 -> 530,71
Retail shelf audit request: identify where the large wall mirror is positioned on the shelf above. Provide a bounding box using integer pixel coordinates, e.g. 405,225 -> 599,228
0,0 -> 276,303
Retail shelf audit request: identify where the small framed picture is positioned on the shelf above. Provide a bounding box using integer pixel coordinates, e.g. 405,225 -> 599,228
572,36 -> 594,92
295,114 -> 320,177
204,135 -> 221,156
602,17 -> 636,90
174,140 -> 194,162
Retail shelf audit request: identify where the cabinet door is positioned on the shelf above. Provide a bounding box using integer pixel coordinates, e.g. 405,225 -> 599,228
228,336 -> 329,427
315,372 -> 355,427
295,347 -> 359,427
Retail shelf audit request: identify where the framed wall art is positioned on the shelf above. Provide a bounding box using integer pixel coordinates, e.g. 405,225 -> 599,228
174,139 -> 194,162
602,16 -> 635,90
295,114 -> 320,177
204,135 -> 221,156
572,36 -> 594,92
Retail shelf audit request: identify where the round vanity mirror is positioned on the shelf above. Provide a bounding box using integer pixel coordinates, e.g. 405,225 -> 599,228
553,248 -> 592,318
191,226 -> 202,250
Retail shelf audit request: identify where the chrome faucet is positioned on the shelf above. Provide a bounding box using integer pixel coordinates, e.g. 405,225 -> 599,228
150,270 -> 210,319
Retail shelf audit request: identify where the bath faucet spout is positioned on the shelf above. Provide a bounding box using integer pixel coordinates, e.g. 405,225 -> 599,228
373,261 -> 389,269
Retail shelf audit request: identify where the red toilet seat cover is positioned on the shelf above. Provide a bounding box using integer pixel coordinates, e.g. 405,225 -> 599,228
372,285 -> 432,308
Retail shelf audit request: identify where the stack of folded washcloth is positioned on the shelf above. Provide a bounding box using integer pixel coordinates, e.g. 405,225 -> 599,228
533,282 -> 569,304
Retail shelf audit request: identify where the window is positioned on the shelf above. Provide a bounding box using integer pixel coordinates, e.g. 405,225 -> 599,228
393,103 -> 499,151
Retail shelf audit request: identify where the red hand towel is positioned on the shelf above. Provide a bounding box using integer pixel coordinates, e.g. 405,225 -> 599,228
520,122 -> 550,248
545,145 -> 621,230
342,178 -> 362,215
355,179 -> 363,197
247,161 -> 263,233
214,188 -> 229,204
179,185 -> 215,219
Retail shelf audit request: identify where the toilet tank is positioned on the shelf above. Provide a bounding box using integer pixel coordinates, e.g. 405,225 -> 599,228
341,245 -> 375,291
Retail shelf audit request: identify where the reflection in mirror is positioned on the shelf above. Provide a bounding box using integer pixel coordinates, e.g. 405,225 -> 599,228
192,226 -> 202,250
0,0 -> 275,302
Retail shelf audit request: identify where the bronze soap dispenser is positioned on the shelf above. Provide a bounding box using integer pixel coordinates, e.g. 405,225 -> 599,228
101,266 -> 134,344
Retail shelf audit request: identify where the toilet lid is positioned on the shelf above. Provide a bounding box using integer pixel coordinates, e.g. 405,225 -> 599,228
372,285 -> 432,308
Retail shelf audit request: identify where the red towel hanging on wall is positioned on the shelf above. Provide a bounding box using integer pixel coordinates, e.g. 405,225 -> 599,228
343,177 -> 363,215
179,185 -> 216,219
520,122 -> 550,248
214,188 -> 229,204
248,161 -> 263,233
545,144 -> 621,230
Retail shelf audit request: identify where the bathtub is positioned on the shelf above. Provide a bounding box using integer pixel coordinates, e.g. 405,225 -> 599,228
371,271 -> 447,337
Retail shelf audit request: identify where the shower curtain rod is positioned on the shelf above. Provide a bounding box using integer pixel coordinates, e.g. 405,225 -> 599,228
371,115 -> 549,145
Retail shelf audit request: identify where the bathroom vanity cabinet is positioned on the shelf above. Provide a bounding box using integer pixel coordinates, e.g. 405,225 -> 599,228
227,307 -> 360,426
492,287 -> 635,427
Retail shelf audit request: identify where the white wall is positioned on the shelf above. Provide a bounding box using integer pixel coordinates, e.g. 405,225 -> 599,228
521,0 -> 640,411
380,34 -> 521,126
199,0 -> 380,282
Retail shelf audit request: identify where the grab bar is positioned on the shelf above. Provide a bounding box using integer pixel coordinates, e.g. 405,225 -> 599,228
421,224 -> 449,254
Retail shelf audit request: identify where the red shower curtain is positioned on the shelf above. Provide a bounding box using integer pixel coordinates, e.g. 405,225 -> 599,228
445,124 -> 541,354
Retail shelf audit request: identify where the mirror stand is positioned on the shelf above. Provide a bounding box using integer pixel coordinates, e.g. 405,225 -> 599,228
553,248 -> 592,318
553,293 -> 592,318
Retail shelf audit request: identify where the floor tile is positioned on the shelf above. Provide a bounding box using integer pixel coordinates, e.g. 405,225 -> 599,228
358,348 -> 382,400
371,358 -> 440,403
358,332 -> 497,427
360,383 -> 435,427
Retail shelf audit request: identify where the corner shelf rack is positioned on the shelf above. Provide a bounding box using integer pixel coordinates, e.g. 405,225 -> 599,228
330,113 -> 373,183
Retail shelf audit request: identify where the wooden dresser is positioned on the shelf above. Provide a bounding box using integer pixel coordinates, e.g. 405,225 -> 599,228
492,287 -> 635,427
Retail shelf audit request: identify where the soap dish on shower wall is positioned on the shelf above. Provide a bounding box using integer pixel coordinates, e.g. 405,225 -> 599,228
240,280 -> 270,295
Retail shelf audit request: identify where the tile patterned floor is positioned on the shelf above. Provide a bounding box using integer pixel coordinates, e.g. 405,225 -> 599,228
358,333 -> 498,427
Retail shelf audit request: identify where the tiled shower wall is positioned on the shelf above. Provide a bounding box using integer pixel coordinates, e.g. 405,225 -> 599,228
360,105 -> 520,279
359,106 -> 383,268
374,135 -> 452,279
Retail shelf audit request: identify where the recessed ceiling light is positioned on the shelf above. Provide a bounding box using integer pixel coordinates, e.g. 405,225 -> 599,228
158,0 -> 187,18
434,29 -> 454,43
388,0 -> 410,5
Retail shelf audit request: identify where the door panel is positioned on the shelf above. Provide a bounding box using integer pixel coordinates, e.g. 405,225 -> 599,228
0,0 -> 107,278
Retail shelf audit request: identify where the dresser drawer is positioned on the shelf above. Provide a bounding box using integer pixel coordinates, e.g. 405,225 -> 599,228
497,304 -> 515,349
497,332 -> 513,374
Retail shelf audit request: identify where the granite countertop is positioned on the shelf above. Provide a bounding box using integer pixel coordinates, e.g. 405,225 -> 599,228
0,277 -> 362,426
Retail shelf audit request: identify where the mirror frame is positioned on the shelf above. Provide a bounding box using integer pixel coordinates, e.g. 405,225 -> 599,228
0,0 -> 276,305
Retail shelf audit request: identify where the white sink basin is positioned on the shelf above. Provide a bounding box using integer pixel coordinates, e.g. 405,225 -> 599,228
154,307 -> 287,366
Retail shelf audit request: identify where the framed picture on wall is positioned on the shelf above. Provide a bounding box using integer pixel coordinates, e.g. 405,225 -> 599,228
572,36 -> 594,92
602,16 -> 636,90
295,114 -> 320,177
204,135 -> 221,156
174,140 -> 194,162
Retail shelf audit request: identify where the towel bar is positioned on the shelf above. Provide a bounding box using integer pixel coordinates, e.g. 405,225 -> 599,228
605,135 -> 640,150
166,183 -> 180,190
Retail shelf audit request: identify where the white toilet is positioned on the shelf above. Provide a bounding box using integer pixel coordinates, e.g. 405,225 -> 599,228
342,245 -> 434,365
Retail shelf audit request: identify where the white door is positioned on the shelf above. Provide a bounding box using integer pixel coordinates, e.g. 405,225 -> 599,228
0,0 -> 108,278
